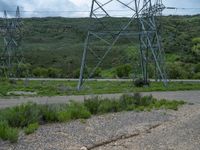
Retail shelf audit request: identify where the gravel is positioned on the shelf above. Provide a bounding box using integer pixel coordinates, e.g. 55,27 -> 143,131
0,90 -> 200,150
0,90 -> 200,109
0,109 -> 175,150
94,104 -> 200,150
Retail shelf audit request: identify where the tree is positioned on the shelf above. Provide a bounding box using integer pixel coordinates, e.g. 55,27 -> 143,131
192,37 -> 200,57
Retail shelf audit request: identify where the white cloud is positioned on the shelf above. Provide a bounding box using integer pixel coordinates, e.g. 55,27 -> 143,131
0,0 -> 199,18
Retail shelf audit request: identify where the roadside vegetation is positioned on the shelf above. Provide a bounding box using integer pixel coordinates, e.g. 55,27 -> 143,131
0,93 -> 185,143
0,79 -> 200,97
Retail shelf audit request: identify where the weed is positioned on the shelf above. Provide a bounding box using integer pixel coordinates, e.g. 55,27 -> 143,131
57,111 -> 71,122
0,121 -> 19,143
4,103 -> 41,128
24,123 -> 39,135
67,102 -> 91,119
84,97 -> 100,114
97,100 -> 120,114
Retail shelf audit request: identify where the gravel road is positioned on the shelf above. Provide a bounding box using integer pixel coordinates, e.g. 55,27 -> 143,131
0,90 -> 200,109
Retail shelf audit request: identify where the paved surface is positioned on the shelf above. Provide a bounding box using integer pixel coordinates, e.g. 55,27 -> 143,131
0,90 -> 199,109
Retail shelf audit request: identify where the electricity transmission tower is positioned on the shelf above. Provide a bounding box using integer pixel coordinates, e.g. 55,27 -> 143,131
0,6 -> 24,78
77,0 -> 167,90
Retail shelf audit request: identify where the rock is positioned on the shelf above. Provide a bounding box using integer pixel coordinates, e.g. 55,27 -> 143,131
7,91 -> 37,96
80,146 -> 88,150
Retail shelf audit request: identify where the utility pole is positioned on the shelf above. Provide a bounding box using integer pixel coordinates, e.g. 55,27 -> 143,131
0,6 -> 24,78
77,0 -> 167,90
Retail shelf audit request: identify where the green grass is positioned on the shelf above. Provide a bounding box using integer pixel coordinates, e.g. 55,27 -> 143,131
0,79 -> 200,97
0,93 -> 186,143
84,94 -> 185,114
0,121 -> 19,143
24,123 -> 39,135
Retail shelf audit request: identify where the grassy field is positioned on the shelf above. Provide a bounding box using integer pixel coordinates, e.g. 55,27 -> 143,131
0,79 -> 200,97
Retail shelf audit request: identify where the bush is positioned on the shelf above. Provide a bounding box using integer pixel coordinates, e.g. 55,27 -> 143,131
41,105 -> 62,122
0,121 -> 19,143
67,102 -> 91,119
32,67 -> 48,77
194,63 -> 200,73
84,97 -> 100,115
193,72 -> 200,79
166,62 -> 190,79
98,100 -> 120,114
47,67 -> 62,78
133,78 -> 150,87
116,64 -> 132,78
57,111 -> 71,122
24,123 -> 39,135
91,68 -> 102,78
32,67 -> 62,78
72,68 -> 89,78
3,103 -> 41,128
157,100 -> 185,111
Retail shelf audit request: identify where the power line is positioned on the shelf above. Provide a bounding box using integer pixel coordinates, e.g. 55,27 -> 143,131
0,6 -> 199,13
166,7 -> 200,10
0,10 -> 135,13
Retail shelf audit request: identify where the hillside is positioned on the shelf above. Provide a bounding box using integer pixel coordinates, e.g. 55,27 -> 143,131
0,15 -> 200,79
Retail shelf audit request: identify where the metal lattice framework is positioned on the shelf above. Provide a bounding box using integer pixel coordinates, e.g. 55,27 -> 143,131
0,6 -> 24,78
77,0 -> 167,90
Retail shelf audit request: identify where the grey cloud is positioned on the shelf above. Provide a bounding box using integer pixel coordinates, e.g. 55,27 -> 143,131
0,0 -> 199,18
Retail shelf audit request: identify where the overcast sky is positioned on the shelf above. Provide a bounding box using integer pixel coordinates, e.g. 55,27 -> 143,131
0,0 -> 199,17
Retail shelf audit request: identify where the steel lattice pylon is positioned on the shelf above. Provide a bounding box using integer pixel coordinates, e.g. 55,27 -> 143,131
77,0 -> 167,90
0,6 -> 24,78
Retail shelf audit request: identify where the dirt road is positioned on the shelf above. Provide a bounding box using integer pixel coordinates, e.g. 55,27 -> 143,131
0,90 -> 199,109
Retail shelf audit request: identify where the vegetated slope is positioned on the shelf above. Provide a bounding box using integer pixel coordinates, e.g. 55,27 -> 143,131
0,15 -> 199,79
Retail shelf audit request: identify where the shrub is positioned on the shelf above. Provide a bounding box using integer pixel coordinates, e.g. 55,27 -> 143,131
0,121 -> 19,143
73,68 -> 89,78
84,97 -> 100,114
119,94 -> 139,109
41,105 -> 62,122
3,103 -> 41,128
166,62 -> 189,79
91,68 -> 102,78
24,123 -> 39,135
98,100 -> 120,114
133,78 -> 150,87
194,63 -> 200,73
47,67 -> 62,78
57,111 -> 71,122
116,64 -> 132,78
119,94 -> 155,109
67,102 -> 91,119
193,72 -> 200,79
32,67 -> 48,77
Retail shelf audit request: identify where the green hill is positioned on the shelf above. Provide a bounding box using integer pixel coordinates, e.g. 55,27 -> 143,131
0,15 -> 200,79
